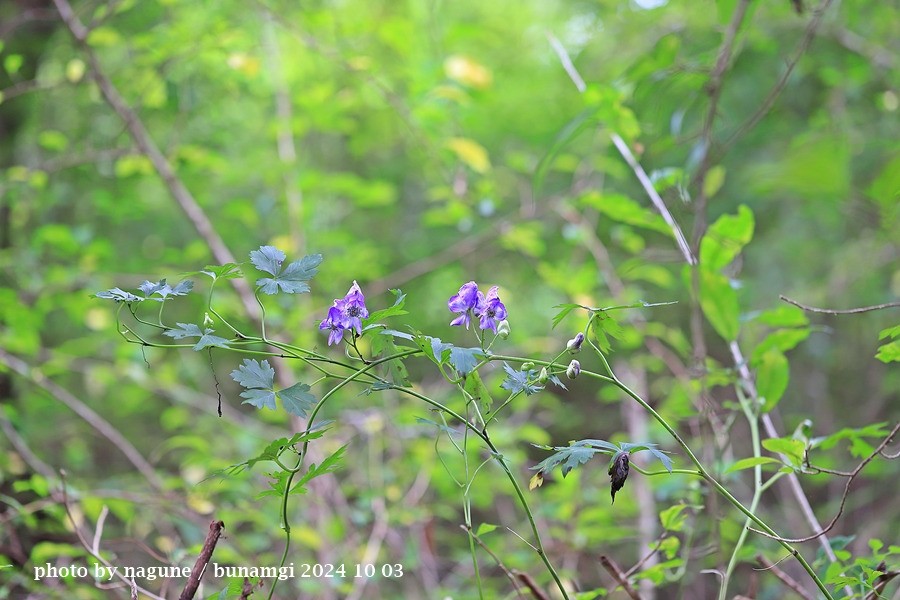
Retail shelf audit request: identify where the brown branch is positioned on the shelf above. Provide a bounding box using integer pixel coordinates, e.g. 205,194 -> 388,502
51,0 -> 261,321
0,348 -> 164,490
723,0 -> 835,149
749,422 -> 900,543
755,555 -> 814,600
59,474 -> 167,600
692,0 -> 751,242
462,526 -> 528,600
599,555 -> 642,600
512,570 -> 551,600
179,520 -> 226,600
780,295 -> 900,315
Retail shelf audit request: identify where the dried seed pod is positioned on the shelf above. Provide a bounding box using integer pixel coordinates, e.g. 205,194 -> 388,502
609,452 -> 630,504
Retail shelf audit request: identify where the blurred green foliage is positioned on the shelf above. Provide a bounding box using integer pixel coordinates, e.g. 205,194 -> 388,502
1,0 -> 897,598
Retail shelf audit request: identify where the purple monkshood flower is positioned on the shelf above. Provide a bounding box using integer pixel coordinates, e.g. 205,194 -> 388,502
448,281 -> 508,333
448,281 -> 480,328
319,281 -> 370,346
475,286 -> 507,333
339,280 -> 369,335
319,305 -> 347,346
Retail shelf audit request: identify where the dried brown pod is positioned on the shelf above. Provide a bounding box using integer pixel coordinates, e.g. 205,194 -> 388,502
609,452 -> 630,504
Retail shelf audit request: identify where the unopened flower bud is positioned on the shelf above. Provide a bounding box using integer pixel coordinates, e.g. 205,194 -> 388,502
497,319 -> 510,339
521,362 -> 535,371
566,332 -> 585,353
538,367 -> 550,383
566,359 -> 581,380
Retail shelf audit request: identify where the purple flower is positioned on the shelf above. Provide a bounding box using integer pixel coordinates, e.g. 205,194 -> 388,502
319,305 -> 347,346
339,280 -> 369,335
319,281 -> 370,345
448,281 -> 480,328
474,286 -> 507,333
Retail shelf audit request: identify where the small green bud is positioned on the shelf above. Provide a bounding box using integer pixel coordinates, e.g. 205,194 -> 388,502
566,359 -> 581,379
497,319 -> 510,339
521,362 -> 535,371
538,367 -> 550,383
566,332 -> 585,353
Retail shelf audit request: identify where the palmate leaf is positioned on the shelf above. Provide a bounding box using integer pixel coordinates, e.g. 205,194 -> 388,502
94,287 -> 144,302
531,442 -> 601,478
239,388 -> 277,411
138,278 -> 193,300
552,303 -> 585,329
231,358 -> 275,389
251,245 -> 323,295
500,362 -> 543,396
292,445 -> 348,494
363,289 -> 408,327
163,322 -> 231,351
449,346 -> 485,375
199,263 -> 243,281
277,383 -> 316,418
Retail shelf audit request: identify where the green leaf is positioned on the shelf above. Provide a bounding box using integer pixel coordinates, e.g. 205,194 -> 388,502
551,303 -> 583,329
463,369 -> 493,412
278,383 -> 316,418
448,346 -> 485,375
94,287 -> 144,302
589,310 -> 626,353
475,523 -> 498,536
294,445 -> 348,493
239,388 -> 277,411
762,437 -> 805,467
371,333 -> 410,386
724,456 -> 783,474
755,349 -> 789,412
363,289 -> 407,326
581,192 -> 671,236
231,358 -> 275,389
756,305 -> 809,328
200,263 -> 243,281
250,245 -> 286,276
500,363 -> 543,396
751,328 -> 810,360
252,247 -> 323,295
163,323 -> 231,351
698,270 -> 740,341
659,504 -> 689,532
532,442 -> 601,478
875,340 -> 900,363
700,204 -> 755,271
138,279 -> 193,300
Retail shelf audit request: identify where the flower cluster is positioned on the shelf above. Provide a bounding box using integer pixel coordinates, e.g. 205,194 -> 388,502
448,281 -> 508,333
319,281 -> 369,346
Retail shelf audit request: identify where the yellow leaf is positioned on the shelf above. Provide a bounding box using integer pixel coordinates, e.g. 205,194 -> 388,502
703,165 -> 726,198
446,137 -> 491,173
444,55 -> 492,89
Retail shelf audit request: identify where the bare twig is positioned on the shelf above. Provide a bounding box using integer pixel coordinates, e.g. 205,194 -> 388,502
345,498 -> 390,600
692,0 -> 751,241
780,295 -> 900,315
546,32 -> 696,265
179,520 -> 226,600
599,555 -> 643,600
51,0 -> 261,321
749,422 -> 900,542
60,474 -> 167,600
462,526 -> 528,600
723,0 -> 835,148
512,570 -> 551,600
755,555 -> 814,600
0,349 -> 163,490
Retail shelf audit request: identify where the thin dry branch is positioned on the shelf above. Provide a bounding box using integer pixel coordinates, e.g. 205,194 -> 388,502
749,422 -> 900,543
462,526 -> 529,600
179,520 -> 226,600
0,348 -> 164,490
599,555 -> 643,600
512,570 -> 551,600
755,554 -> 815,600
723,0 -> 835,148
51,0 -> 261,321
780,295 -> 900,315
60,475 -> 166,600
